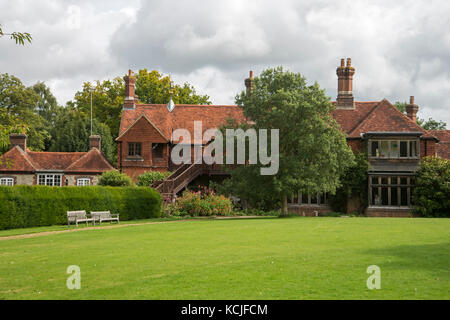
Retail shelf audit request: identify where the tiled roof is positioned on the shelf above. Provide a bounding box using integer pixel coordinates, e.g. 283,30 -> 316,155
428,130 -> 450,159
332,99 -> 435,139
117,104 -> 246,143
0,147 -> 114,173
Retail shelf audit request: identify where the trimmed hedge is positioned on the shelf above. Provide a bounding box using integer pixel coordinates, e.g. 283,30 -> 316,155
0,185 -> 162,230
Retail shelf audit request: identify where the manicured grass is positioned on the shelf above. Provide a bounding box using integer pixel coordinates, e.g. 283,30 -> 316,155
0,217 -> 448,299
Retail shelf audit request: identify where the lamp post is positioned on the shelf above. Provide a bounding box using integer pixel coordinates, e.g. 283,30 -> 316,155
89,85 -> 94,135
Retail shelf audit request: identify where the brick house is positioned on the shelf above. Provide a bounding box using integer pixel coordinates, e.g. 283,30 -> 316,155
0,134 -> 114,186
117,60 -> 447,215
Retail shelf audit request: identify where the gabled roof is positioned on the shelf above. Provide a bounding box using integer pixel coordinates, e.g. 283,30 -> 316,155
331,99 -> 436,139
0,147 -> 114,173
118,104 -> 246,144
65,148 -> 115,173
116,114 -> 170,142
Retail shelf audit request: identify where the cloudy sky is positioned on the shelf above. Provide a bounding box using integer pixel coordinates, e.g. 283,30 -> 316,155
1,0 -> 449,125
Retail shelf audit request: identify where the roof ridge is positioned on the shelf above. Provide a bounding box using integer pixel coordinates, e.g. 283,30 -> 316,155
65,148 -> 115,171
17,146 -> 38,170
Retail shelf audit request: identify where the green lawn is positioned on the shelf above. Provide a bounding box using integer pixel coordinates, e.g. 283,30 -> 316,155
0,217 -> 448,299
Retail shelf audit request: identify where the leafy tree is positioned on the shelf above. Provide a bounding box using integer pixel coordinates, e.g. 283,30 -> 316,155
328,153 -> 369,214
48,107 -> 116,164
394,101 -> 447,129
412,156 -> 450,217
98,170 -> 134,187
219,67 -> 355,215
70,77 -> 124,139
137,171 -> 172,187
0,24 -> 32,45
0,73 -> 49,151
135,69 -> 211,105
417,118 -> 447,130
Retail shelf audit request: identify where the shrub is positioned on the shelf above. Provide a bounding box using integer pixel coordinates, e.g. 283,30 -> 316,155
0,185 -> 162,230
169,187 -> 233,217
412,156 -> 450,217
98,170 -> 134,186
137,171 -> 172,186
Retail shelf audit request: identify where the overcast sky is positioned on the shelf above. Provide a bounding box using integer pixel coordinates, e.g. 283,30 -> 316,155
1,0 -> 449,125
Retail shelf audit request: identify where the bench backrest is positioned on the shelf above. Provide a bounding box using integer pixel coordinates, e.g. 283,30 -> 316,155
67,210 -> 87,221
91,211 -> 111,219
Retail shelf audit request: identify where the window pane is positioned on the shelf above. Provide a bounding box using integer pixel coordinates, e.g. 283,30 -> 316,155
371,141 -> 379,157
391,177 -> 398,185
380,141 -> 389,157
38,175 -> 45,185
381,177 -> 388,185
381,187 -> 388,205
401,188 -> 408,206
371,176 -> 379,185
400,177 -> 408,185
301,194 -> 308,204
54,175 -> 61,186
135,143 -> 142,156
391,187 -> 398,206
409,141 -> 417,157
390,141 -> 399,158
372,188 -> 380,205
153,144 -> 164,159
400,141 -> 408,157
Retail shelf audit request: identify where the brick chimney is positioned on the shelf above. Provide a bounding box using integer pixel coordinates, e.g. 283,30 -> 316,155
406,96 -> 419,122
123,69 -> 137,109
10,134 -> 27,151
336,58 -> 355,109
245,70 -> 254,94
89,135 -> 101,150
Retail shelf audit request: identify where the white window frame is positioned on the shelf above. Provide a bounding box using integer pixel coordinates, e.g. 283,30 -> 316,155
369,139 -> 419,159
0,177 -> 14,186
77,178 -> 91,186
37,174 -> 62,186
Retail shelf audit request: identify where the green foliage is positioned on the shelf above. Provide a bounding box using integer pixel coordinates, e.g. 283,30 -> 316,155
70,78 -> 125,138
0,185 -> 161,229
417,118 -> 447,130
137,171 -> 172,186
219,67 -> 355,214
328,153 -> 369,214
412,156 -> 450,217
135,69 -> 211,105
0,73 -> 49,152
0,24 -> 32,45
48,107 -> 116,163
98,171 -> 134,187
169,188 -> 233,217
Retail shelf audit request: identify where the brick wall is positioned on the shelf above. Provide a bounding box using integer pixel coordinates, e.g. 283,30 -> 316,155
365,207 -> 415,217
347,139 -> 365,153
287,205 -> 333,216
420,139 -> 437,158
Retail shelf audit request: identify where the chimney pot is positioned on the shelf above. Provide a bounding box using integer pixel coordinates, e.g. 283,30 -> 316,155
9,134 -> 27,151
89,135 -> 101,150
245,70 -> 254,95
406,96 -> 419,122
336,58 -> 355,109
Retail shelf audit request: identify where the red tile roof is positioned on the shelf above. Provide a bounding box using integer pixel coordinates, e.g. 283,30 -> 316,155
117,104 -> 246,143
0,147 -> 114,173
428,130 -> 450,159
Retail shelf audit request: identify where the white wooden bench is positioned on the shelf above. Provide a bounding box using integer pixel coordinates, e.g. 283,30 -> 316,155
90,211 -> 119,225
67,210 -> 95,227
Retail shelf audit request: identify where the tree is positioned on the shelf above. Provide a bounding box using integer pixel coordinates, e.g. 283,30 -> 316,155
328,153 -> 369,214
220,67 -> 355,215
394,101 -> 447,129
48,107 -> 116,164
135,69 -> 211,105
0,24 -> 32,45
98,171 -> 134,187
0,73 -> 49,151
412,156 -> 450,217
417,118 -> 447,130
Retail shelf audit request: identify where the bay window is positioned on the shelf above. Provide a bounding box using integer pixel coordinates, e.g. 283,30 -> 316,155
369,139 -> 418,158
